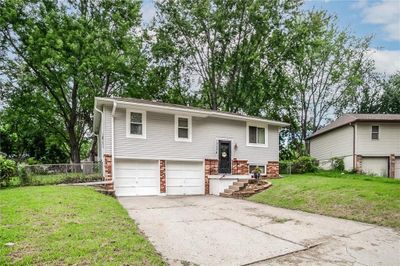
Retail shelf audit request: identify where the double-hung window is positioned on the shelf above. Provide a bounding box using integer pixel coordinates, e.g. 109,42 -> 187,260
371,125 -> 379,140
247,123 -> 267,146
126,109 -> 146,138
175,115 -> 192,142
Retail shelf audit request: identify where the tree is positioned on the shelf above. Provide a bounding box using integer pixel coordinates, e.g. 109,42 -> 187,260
286,11 -> 371,144
151,0 -> 302,115
0,0 -> 147,163
380,72 -> 400,114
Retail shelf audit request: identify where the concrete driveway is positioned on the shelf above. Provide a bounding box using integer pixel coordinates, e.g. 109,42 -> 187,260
118,196 -> 400,266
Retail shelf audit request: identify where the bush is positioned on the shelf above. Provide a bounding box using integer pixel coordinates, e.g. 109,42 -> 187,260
332,157 -> 345,172
18,163 -> 31,185
282,156 -> 319,174
26,157 -> 39,165
0,156 -> 16,187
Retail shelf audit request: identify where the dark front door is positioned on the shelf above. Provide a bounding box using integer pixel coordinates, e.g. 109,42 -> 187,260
218,140 -> 231,173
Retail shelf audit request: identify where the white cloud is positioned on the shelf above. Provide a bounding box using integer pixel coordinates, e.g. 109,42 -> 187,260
357,0 -> 400,40
367,48 -> 400,74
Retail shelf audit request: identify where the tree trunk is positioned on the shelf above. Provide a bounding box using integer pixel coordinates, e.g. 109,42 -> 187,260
89,137 -> 97,162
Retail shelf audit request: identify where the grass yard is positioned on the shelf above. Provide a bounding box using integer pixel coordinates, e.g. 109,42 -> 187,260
249,172 -> 400,229
0,186 -> 164,265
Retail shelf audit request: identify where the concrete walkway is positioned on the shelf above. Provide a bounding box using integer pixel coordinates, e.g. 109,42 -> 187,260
118,196 -> 400,266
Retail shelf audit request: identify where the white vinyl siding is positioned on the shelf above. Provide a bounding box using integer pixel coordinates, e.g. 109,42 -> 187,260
112,109 -> 279,165
309,126 -> 353,161
356,123 -> 400,156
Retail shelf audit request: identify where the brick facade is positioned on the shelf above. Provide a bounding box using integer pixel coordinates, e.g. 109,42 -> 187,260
204,159 -> 218,194
389,154 -> 396,178
104,154 -> 113,190
160,160 -> 166,193
355,155 -> 362,173
266,161 -> 279,178
232,159 -> 249,175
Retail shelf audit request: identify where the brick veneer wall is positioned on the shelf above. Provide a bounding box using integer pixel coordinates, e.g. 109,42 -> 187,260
232,159 -> 249,175
389,154 -> 395,178
204,159 -> 218,194
355,155 -> 362,173
160,160 -> 166,193
266,161 -> 279,178
104,154 -> 113,190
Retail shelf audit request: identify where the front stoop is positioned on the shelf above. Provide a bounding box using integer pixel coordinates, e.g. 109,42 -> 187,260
220,179 -> 272,198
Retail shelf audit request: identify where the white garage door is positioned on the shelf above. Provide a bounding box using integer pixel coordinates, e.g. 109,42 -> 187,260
395,158 -> 400,179
166,161 -> 204,195
114,159 -> 159,196
362,157 -> 388,177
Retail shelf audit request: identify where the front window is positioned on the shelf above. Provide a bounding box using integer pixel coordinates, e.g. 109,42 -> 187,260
249,126 -> 266,144
175,115 -> 192,142
130,112 -> 143,135
371,126 -> 379,140
126,109 -> 146,138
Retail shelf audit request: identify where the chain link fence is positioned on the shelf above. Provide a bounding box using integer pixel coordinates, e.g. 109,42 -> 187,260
19,162 -> 104,186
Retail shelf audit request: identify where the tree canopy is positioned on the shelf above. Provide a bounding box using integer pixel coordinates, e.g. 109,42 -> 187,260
0,0 -> 397,162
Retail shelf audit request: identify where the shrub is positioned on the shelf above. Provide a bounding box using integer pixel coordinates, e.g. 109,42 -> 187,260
282,156 -> 318,174
332,157 -> 345,172
18,163 -> 31,185
0,156 -> 16,187
26,157 -> 39,165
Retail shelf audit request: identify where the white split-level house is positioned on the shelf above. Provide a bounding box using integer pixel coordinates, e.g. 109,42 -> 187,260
306,114 -> 400,178
93,97 -> 289,196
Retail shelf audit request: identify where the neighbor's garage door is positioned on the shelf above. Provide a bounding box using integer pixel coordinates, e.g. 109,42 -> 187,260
395,158 -> 400,179
166,161 -> 204,195
114,159 -> 159,196
362,157 -> 388,177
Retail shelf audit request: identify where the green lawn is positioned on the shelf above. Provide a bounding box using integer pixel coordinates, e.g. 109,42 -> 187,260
249,172 -> 400,229
0,186 -> 164,265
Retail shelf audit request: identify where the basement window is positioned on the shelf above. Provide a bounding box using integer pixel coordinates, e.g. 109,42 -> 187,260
371,126 -> 379,140
249,164 -> 266,174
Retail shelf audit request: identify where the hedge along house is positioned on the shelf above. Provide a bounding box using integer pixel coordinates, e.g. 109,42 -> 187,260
93,97 -> 289,196
306,114 -> 400,178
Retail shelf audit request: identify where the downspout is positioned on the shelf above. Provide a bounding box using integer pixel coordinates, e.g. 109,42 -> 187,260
350,123 -> 356,170
111,101 -> 117,182
94,106 -> 103,170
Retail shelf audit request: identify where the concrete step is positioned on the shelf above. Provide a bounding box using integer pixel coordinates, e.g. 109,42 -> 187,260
228,185 -> 241,191
219,192 -> 233,197
232,181 -> 246,187
224,188 -> 235,194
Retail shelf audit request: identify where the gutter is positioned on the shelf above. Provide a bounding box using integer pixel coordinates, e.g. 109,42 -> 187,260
93,106 -> 103,164
96,97 -> 289,127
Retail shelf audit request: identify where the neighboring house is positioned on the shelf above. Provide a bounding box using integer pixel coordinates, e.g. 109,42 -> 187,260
93,97 -> 289,196
306,114 -> 400,178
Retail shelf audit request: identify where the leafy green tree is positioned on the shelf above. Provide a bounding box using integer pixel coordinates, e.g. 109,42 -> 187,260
0,0 -> 146,163
286,11 -> 371,142
380,72 -> 400,114
151,0 -> 302,114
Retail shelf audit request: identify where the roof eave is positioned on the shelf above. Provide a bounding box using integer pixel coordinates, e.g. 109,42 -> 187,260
95,97 -> 290,127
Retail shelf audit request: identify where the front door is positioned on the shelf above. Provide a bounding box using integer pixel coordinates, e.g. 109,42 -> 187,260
218,140 -> 231,173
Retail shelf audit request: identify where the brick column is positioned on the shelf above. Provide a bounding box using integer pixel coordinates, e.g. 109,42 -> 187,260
355,155 -> 362,173
204,159 -> 218,195
266,161 -> 279,178
232,159 -> 249,175
104,154 -> 113,190
160,160 -> 166,193
389,154 -> 395,178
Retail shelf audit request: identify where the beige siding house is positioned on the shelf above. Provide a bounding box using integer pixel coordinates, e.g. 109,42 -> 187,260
93,97 -> 288,196
307,114 -> 400,178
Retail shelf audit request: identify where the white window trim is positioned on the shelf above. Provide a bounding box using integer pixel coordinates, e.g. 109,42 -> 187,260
175,115 -> 192,142
249,164 -> 266,174
126,109 -> 146,139
371,125 -> 379,140
246,122 -> 268,147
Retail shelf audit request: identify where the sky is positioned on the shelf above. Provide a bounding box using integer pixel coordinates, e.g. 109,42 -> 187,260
141,0 -> 400,75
